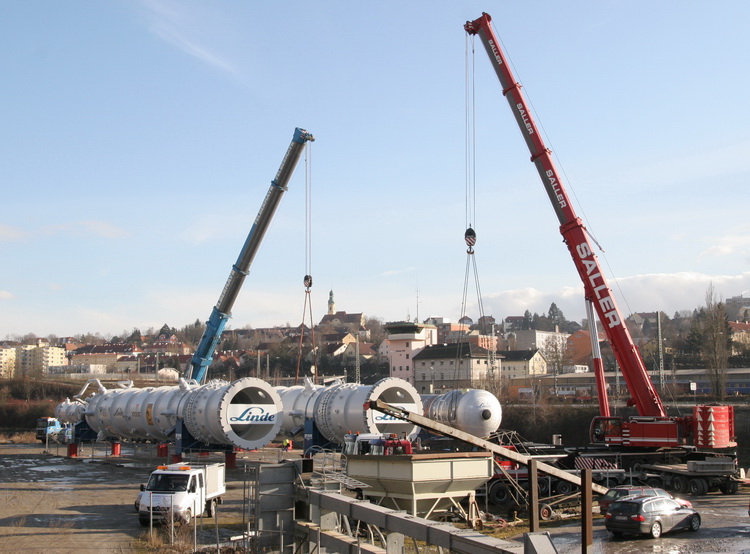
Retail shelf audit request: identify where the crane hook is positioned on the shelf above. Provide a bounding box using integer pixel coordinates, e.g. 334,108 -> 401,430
304,274 -> 313,289
465,227 -> 476,253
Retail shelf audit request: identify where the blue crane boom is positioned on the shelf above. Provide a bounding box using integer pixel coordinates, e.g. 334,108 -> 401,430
187,127 -> 315,383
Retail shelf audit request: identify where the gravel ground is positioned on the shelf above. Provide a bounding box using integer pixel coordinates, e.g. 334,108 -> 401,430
0,441 -> 277,553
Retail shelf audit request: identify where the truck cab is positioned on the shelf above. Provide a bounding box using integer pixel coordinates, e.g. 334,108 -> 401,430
137,463 -> 225,526
35,417 -> 62,442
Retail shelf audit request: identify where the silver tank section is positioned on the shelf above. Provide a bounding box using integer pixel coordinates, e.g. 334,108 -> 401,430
421,389 -> 502,438
55,398 -> 87,424
275,377 -> 423,445
275,379 -> 323,435
56,377 -> 283,450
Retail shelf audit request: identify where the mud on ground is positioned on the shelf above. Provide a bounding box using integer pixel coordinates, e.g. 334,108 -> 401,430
0,441 -> 288,553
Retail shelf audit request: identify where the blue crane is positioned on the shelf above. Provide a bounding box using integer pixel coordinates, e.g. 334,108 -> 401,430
187,127 -> 315,383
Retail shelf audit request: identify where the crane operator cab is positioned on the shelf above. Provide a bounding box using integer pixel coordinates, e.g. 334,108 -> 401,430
590,417 -> 623,444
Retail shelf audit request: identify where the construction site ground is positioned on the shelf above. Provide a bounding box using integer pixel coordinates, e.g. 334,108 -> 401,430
1,439 -> 750,553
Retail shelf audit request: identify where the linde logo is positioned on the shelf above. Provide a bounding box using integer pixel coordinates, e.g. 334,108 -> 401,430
575,242 -> 621,329
228,405 -> 276,424
374,404 -> 417,423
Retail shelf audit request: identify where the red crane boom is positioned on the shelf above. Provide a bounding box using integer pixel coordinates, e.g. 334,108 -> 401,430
464,12 -> 665,419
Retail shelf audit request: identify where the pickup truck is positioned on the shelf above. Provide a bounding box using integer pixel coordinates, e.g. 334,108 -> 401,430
137,463 -> 226,526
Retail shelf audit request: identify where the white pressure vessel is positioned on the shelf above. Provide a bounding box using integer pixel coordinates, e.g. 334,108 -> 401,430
421,389 -> 502,438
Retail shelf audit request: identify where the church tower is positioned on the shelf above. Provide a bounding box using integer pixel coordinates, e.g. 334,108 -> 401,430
328,290 -> 335,315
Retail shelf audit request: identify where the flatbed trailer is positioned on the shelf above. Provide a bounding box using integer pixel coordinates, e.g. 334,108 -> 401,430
640,460 -> 740,496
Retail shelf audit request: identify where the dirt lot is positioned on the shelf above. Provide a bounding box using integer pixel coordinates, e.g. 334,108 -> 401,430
0,441 -> 286,553
2,440 -> 750,553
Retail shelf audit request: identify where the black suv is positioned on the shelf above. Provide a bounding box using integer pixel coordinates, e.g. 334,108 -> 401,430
605,496 -> 701,538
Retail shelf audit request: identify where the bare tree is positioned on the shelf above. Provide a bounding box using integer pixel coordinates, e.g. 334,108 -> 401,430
700,283 -> 732,400
541,334 -> 571,396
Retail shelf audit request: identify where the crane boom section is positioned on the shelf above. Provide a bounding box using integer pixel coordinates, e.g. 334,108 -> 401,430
188,128 -> 315,383
465,13 -> 665,418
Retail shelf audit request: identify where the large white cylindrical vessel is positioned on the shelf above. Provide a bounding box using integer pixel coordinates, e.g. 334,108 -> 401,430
180,377 -> 283,450
421,389 -> 502,438
59,377 -> 283,450
85,382 -> 190,441
55,398 -> 87,424
275,380 -> 324,434
312,378 -> 423,445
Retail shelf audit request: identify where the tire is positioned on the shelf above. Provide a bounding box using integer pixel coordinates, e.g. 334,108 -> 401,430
488,482 -> 512,506
555,481 -> 577,495
688,478 -> 708,496
604,477 -> 619,489
205,498 -> 215,518
672,476 -> 688,494
537,478 -> 550,496
720,481 -> 739,495
688,514 -> 701,532
611,531 -> 623,538
539,504 -> 555,521
649,521 -> 662,539
138,516 -> 149,527
646,477 -> 662,488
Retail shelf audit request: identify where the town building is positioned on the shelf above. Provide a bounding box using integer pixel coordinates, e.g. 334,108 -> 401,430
412,342 -> 494,394
505,329 -> 570,351
11,340 -> 68,377
499,349 -> 547,380
0,345 -> 17,379
383,321 -> 437,385
70,343 -> 142,372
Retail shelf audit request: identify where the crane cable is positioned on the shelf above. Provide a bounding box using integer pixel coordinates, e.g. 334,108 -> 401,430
295,141 -> 317,385
451,34 -> 489,416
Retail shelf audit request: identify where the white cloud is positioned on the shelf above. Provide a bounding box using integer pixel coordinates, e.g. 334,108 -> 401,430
700,233 -> 750,259
136,0 -> 239,77
482,272 -> 750,324
0,291 -> 14,300
40,220 -> 128,239
0,224 -> 27,242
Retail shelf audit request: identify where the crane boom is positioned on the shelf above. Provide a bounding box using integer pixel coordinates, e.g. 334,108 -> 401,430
187,127 -> 315,383
464,13 -> 665,418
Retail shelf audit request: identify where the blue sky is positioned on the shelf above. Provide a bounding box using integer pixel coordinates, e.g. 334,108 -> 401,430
2,2 -> 750,339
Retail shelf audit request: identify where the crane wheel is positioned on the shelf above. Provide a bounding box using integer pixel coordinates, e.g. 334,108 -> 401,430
646,477 -> 662,488
720,481 -> 739,495
688,478 -> 708,496
671,476 -> 688,494
488,482 -> 512,506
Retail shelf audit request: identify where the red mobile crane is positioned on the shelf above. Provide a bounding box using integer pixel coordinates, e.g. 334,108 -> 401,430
464,13 -> 736,455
